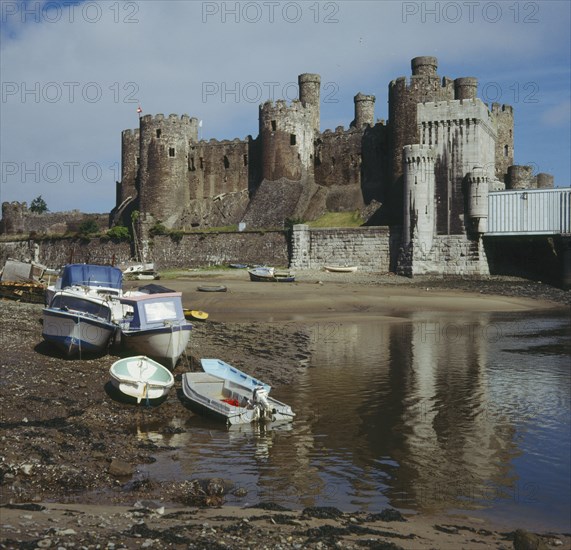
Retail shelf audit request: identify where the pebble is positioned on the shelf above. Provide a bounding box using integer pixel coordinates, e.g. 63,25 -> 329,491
37,539 -> 52,548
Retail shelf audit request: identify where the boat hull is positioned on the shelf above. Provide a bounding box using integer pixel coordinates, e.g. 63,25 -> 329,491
121,324 -> 191,369
182,372 -> 294,426
42,308 -> 116,356
324,266 -> 358,273
109,355 -> 174,403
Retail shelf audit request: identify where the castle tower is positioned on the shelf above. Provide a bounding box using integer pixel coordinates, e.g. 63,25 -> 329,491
351,93 -> 376,128
411,56 -> 438,76
119,128 -> 140,208
454,77 -> 478,100
298,73 -> 321,133
388,57 -> 455,224
403,144 -> 436,252
537,173 -> 554,189
507,165 -> 534,190
465,166 -> 489,234
259,100 -> 315,183
138,114 -> 199,228
491,103 -> 514,183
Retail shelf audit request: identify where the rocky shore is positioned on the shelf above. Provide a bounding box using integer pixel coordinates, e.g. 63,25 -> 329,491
0,273 -> 569,548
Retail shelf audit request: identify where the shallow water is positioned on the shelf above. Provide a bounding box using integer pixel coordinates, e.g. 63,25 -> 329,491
137,310 -> 571,531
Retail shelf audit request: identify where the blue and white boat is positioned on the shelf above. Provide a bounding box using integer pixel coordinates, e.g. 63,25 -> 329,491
201,358 -> 271,393
118,292 -> 192,369
46,264 -> 124,321
42,290 -> 117,357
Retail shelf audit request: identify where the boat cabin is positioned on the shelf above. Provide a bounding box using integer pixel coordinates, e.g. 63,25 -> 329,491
119,292 -> 186,331
49,293 -> 112,322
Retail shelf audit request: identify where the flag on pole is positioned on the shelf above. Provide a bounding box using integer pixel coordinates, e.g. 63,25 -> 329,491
137,105 -> 142,116
199,120 -> 203,127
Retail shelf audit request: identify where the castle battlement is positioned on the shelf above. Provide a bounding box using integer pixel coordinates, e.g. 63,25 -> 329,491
491,102 -> 514,114
196,137 -> 249,146
140,113 -> 197,124
122,128 -> 140,137
403,144 -> 435,163
259,98 -> 306,114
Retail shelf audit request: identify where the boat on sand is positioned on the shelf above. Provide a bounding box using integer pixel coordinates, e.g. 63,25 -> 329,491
109,355 -> 174,403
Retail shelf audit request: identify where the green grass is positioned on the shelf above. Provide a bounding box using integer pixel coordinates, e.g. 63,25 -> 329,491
307,211 -> 363,228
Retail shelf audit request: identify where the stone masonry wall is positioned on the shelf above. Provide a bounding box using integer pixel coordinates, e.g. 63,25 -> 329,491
290,224 -> 392,272
397,234 -> 489,277
148,231 -> 289,269
0,237 -> 132,270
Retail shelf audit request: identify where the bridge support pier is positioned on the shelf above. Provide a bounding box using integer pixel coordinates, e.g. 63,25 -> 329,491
558,236 -> 571,290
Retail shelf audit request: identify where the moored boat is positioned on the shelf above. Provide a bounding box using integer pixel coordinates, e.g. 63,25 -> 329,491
119,292 -> 192,369
181,372 -> 294,426
109,355 -> 174,403
248,267 -> 295,282
201,358 -> 271,393
324,265 -> 358,273
42,291 -> 117,357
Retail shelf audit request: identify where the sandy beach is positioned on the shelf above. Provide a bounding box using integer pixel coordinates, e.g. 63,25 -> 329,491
1,272 -> 569,549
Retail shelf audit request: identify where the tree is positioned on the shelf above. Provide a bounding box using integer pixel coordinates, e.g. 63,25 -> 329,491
29,195 -> 48,214
78,220 -> 100,235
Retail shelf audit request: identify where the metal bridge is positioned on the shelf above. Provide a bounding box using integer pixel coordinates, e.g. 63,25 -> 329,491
486,187 -> 571,237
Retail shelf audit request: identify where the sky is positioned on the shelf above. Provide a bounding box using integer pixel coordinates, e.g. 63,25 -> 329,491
0,0 -> 569,214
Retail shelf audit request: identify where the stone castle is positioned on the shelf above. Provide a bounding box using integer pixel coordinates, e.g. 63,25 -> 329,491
111,56 -> 553,240
2,55 -> 558,277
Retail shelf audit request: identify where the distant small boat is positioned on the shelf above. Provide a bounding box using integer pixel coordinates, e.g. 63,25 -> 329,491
197,285 -> 227,292
201,358 -> 271,393
181,372 -> 294,425
109,355 -> 174,403
248,267 -> 295,283
324,265 -> 358,273
229,263 -> 248,269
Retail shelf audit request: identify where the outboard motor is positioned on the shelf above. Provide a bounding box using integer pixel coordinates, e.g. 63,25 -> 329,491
252,386 -> 272,419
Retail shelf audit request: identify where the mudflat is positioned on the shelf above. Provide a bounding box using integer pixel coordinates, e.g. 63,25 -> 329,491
1,272 -> 569,549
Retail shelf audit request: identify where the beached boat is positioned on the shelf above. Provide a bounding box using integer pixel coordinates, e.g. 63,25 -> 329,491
183,309 -> 209,321
109,355 -> 174,403
181,372 -> 294,425
248,267 -> 295,283
118,292 -> 192,369
45,264 -> 124,319
201,358 -> 271,393
42,290 -> 117,357
324,265 -> 358,273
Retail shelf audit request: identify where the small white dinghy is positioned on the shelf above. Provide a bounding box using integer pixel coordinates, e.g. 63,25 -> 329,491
109,355 -> 174,403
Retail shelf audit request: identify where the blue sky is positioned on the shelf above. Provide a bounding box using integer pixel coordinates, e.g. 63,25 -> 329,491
1,0 -> 569,213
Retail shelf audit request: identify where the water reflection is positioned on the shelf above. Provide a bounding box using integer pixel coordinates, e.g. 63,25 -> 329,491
136,312 -> 570,530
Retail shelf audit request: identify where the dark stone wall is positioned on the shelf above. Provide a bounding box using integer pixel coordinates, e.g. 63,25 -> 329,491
491,103 -> 514,183
149,231 -> 289,269
1,202 -> 109,236
484,236 -> 561,285
188,139 -> 250,199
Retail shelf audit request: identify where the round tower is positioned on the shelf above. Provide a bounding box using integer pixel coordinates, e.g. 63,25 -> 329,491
259,99 -> 315,183
454,77 -> 478,100
465,166 -> 489,234
506,165 -> 534,190
138,114 -> 199,229
388,57 -> 455,224
119,128 -> 140,207
1,201 -> 27,234
403,144 -> 436,251
352,93 -> 376,128
536,173 -> 554,189
298,73 -> 321,133
411,56 -> 438,76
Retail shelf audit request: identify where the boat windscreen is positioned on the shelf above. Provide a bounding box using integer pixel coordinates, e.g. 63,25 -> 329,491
143,300 -> 178,323
50,295 -> 112,321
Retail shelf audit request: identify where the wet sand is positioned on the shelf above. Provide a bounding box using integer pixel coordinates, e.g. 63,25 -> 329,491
1,272 -> 569,549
